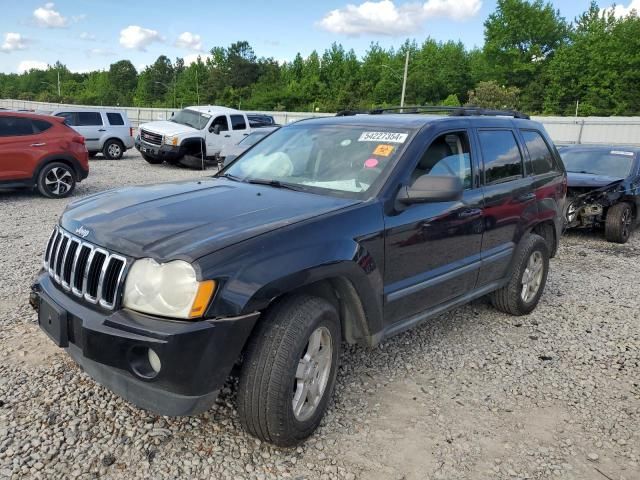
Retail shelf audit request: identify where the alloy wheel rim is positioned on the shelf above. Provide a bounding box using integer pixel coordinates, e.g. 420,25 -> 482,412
108,143 -> 121,157
292,326 -> 333,422
45,167 -> 73,196
621,208 -> 632,238
521,251 -> 544,303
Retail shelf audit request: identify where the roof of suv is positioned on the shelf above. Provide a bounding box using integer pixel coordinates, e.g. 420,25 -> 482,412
0,111 -> 65,122
295,113 -> 542,129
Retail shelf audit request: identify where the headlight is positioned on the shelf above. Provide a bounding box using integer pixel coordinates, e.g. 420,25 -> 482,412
164,135 -> 179,146
123,259 -> 216,319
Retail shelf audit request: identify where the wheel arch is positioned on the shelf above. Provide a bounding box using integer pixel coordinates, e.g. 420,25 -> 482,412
33,154 -> 83,182
531,220 -> 558,258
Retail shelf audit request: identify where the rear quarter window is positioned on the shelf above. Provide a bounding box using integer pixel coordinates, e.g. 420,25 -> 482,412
106,113 -> 125,126
521,130 -> 558,175
32,119 -> 53,133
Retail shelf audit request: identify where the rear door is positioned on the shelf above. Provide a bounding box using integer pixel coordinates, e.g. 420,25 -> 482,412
475,127 -> 537,286
0,116 -> 44,180
70,111 -> 103,152
229,114 -> 250,145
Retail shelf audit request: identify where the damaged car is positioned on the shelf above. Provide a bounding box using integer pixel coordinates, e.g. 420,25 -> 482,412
561,145 -> 640,243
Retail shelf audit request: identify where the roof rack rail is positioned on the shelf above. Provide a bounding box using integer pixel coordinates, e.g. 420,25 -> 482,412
335,110 -> 369,116
368,105 -> 530,120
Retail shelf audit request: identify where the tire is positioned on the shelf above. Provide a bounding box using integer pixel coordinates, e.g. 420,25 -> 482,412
88,151 -> 99,158
605,202 -> 633,244
237,295 -> 341,447
36,162 -> 76,198
490,234 -> 549,316
103,139 -> 124,160
141,153 -> 163,164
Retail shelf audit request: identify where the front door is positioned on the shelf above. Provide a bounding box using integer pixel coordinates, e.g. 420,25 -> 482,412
383,130 -> 484,325
474,128 -> 537,286
206,115 -> 231,156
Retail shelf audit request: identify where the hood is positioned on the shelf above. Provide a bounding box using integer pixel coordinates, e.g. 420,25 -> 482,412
567,172 -> 624,188
140,120 -> 200,137
60,178 -> 357,262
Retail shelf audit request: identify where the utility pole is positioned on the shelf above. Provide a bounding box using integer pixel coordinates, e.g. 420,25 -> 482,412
195,68 -> 200,104
57,70 -> 61,98
400,51 -> 409,108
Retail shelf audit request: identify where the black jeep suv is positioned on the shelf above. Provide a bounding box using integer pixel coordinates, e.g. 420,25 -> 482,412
561,145 -> 639,243
31,107 -> 566,446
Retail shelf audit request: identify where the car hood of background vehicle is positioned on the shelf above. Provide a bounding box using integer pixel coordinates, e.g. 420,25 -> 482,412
141,120 -> 200,137
60,178 -> 358,262
567,172 -> 624,188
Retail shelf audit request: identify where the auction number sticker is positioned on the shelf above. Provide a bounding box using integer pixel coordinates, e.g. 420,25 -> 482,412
358,132 -> 408,143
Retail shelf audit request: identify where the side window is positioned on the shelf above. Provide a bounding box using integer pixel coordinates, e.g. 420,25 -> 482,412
230,115 -> 247,130
210,115 -> 229,132
478,130 -> 524,185
32,119 -> 52,133
521,130 -> 557,175
411,131 -> 473,189
76,112 -> 103,126
0,117 -> 35,136
56,112 -> 76,126
106,113 -> 125,126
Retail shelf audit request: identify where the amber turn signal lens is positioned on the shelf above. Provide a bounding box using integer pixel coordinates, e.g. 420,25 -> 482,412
189,280 -> 216,318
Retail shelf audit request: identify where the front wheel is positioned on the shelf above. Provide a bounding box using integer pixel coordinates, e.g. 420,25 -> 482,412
490,234 -> 549,316
237,295 -> 341,447
605,202 -> 633,244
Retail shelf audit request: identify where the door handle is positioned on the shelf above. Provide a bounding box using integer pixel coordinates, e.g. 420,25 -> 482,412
224,135 -> 231,138
458,208 -> 481,218
243,133 -> 249,136
517,192 -> 536,202
98,129 -> 106,132
30,143 -> 46,147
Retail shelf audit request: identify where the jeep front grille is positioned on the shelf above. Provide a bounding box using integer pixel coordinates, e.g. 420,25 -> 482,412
140,129 -> 163,146
43,226 -> 127,310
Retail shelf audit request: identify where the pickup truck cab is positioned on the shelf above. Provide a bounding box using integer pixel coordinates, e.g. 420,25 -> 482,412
32,107 -> 566,447
135,106 -> 251,166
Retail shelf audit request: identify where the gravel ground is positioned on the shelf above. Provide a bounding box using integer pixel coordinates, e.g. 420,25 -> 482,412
0,152 -> 638,480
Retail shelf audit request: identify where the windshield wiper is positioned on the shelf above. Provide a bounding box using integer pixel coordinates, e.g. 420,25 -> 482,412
245,178 -> 305,191
218,173 -> 242,182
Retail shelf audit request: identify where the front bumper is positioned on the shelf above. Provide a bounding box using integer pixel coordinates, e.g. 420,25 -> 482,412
31,272 -> 259,416
135,136 -> 185,162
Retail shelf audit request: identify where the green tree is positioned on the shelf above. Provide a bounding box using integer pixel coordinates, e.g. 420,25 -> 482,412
467,80 -> 520,109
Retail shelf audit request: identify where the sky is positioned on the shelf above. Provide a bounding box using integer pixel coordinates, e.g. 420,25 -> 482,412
0,0 -> 638,74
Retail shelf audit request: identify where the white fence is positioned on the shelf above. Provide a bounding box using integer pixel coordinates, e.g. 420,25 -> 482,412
2,99 -> 639,146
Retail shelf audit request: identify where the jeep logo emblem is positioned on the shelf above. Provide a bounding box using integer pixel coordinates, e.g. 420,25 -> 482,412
75,226 -> 90,238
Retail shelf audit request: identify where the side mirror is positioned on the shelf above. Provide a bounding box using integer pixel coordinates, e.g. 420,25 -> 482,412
397,175 -> 463,204
210,124 -> 221,135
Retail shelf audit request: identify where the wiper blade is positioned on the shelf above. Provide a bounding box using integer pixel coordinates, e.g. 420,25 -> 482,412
219,173 -> 242,182
246,178 -> 305,191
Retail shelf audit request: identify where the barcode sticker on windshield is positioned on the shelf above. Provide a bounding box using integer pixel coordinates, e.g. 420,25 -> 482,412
611,150 -> 634,156
358,132 -> 408,143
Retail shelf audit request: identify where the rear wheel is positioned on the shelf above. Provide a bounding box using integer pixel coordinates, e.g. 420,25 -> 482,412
238,295 -> 341,446
141,153 -> 163,164
490,234 -> 549,316
36,162 -> 76,198
103,139 -> 124,160
605,202 -> 633,244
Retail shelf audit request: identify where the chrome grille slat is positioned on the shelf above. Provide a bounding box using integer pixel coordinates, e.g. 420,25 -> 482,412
43,226 -> 127,310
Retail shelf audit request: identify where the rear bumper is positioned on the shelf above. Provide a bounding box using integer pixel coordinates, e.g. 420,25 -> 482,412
135,137 -> 185,162
31,272 -> 259,416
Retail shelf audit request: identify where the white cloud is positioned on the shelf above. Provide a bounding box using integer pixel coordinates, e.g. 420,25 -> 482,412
318,0 -> 482,36
1,33 -> 29,53
33,3 -> 68,28
119,25 -> 162,51
184,53 -> 212,66
608,0 -> 640,17
175,32 -> 203,51
17,60 -> 48,73
79,32 -> 95,41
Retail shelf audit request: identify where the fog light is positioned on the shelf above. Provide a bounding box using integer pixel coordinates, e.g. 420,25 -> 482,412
148,348 -> 162,373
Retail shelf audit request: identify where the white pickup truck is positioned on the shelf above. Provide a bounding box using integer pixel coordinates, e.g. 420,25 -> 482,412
135,106 -> 253,166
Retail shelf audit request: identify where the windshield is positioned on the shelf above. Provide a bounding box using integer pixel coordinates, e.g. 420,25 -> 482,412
561,149 -> 635,178
223,124 -> 414,198
239,131 -> 271,147
169,109 -> 211,130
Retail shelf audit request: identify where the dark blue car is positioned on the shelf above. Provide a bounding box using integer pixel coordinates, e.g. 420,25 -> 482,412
561,145 -> 640,243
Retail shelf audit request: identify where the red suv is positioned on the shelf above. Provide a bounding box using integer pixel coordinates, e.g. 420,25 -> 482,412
0,112 -> 89,198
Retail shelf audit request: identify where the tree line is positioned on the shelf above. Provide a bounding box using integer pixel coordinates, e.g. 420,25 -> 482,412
0,1 -> 638,116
